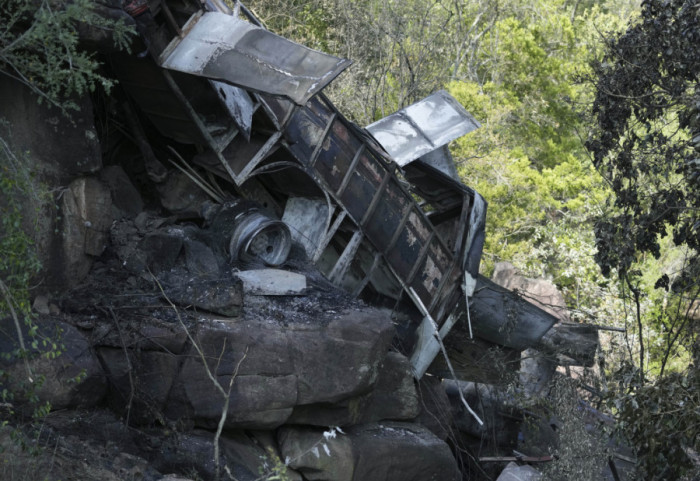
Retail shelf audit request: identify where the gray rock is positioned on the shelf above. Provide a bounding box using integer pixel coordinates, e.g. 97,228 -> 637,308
90,318 -> 189,355
0,319 -> 107,410
141,230 -> 185,274
100,165 -> 144,219
164,308 -> 394,430
348,422 -> 461,481
32,295 -> 50,315
279,426 -> 355,481
287,394 -> 373,427
362,351 -> 419,421
290,310 -> 394,405
158,171 -> 210,216
247,430 -> 304,481
167,361 -> 297,429
0,76 -> 103,290
183,238 -> 221,280
151,430 -> 227,480
414,376 -> 453,440
60,177 -> 112,285
98,348 -> 180,423
222,431 -> 303,481
288,351 -> 419,426
0,77 -> 102,184
162,276 -> 244,318
492,262 -> 570,323
152,429 -> 303,481
279,422 -> 461,481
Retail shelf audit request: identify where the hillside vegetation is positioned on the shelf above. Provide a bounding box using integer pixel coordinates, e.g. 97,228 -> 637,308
249,0 -> 698,478
0,0 -> 698,478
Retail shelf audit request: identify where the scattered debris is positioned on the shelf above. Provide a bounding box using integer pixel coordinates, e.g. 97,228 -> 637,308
495,462 -> 542,481
234,269 -> 307,296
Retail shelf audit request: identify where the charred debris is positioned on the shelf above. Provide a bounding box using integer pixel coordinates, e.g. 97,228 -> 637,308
85,0 -> 610,476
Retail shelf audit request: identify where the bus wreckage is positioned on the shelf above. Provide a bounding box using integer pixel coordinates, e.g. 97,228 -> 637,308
111,0 -> 562,395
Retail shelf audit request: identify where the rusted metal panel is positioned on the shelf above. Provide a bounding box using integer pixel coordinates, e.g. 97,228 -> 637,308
338,151 -> 383,222
410,237 -> 452,304
160,11 -> 352,105
314,122 -> 364,193
469,275 -> 557,350
366,90 -> 480,166
210,80 -> 254,140
385,209 -> 430,280
364,179 -> 412,254
401,159 -> 486,297
285,104 -> 333,164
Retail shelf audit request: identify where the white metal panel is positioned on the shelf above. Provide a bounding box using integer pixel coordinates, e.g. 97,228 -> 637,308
366,90 -> 480,166
160,12 -> 352,105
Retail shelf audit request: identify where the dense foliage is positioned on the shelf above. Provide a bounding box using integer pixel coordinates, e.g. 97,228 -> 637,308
587,0 -> 700,477
588,0 -> 699,282
0,0 -> 132,113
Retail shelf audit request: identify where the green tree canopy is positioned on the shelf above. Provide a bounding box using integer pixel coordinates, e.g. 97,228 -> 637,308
587,0 -> 700,285
0,0 -> 132,113
587,1 -> 700,477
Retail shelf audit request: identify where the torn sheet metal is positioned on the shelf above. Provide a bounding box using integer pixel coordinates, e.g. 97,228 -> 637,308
461,192 -> 486,296
469,275 -> 557,350
210,80 -> 254,140
281,197 -> 331,259
160,11 -> 352,105
419,145 -> 461,182
365,90 -> 480,166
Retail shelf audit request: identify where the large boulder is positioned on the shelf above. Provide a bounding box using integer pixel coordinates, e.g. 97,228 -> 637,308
287,350 -> 419,426
0,77 -> 102,185
96,307 -> 394,429
166,309 -> 393,429
149,429 -> 305,481
0,318 -> 107,410
97,348 -> 181,424
279,422 -> 461,481
278,427 -> 355,481
99,165 -> 144,219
